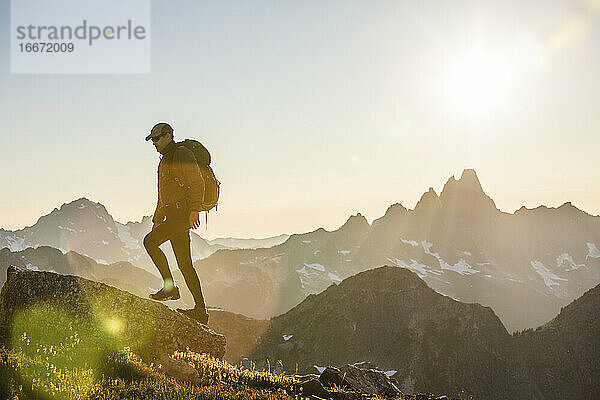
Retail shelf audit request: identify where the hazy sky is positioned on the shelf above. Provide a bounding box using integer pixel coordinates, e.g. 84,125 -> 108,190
1,0 -> 599,239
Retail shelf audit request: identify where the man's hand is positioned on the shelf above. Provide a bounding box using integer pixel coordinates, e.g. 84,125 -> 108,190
189,210 -> 201,229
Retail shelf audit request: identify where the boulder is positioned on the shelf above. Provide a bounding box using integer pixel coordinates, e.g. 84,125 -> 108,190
319,364 -> 402,398
293,378 -> 331,399
0,266 -> 225,361
319,366 -> 347,388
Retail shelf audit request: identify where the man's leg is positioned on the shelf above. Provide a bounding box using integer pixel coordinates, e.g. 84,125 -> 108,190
171,230 -> 207,313
143,223 -> 175,289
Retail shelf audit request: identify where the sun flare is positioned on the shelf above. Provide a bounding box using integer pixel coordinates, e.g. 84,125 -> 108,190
447,51 -> 511,115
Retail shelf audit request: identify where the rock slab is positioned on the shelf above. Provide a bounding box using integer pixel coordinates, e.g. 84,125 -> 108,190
319,365 -> 401,398
0,266 -> 225,361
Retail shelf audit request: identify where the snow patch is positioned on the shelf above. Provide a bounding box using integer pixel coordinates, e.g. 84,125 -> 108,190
271,256 -> 282,262
314,365 -> 326,373
101,240 -> 109,245
302,240 -> 311,244
339,250 -> 351,255
531,260 -> 568,288
313,250 -> 321,256
116,223 -> 140,250
385,370 -> 397,377
328,272 -> 342,283
58,225 -> 77,233
296,263 -> 327,289
282,334 -> 293,341
400,238 -> 419,247
422,241 -> 479,275
304,263 -> 325,271
587,243 -> 600,259
352,361 -> 368,367
556,253 -> 585,271
4,234 -> 25,252
25,263 -> 39,271
387,257 -> 441,278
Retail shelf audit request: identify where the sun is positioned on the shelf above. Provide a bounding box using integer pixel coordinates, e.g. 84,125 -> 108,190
446,50 -> 511,116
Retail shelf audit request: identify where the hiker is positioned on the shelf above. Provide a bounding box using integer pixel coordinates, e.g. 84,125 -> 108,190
143,122 -> 209,324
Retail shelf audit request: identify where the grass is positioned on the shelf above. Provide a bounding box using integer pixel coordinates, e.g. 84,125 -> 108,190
0,341 -> 300,400
0,317 -> 304,400
0,302 -> 426,400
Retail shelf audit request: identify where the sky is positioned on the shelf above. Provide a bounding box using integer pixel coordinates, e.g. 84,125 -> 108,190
1,0 -> 599,239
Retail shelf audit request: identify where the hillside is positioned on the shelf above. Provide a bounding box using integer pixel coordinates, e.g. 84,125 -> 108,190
249,266 -> 527,399
246,265 -> 600,399
512,283 -> 600,399
0,267 -> 452,400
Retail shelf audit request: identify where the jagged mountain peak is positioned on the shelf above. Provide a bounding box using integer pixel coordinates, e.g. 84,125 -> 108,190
439,169 -> 497,211
340,213 -> 370,229
460,168 -> 480,183
557,201 -> 588,215
381,203 -> 407,219
58,197 -> 109,215
372,203 -> 407,226
441,169 -> 484,195
414,187 -> 441,212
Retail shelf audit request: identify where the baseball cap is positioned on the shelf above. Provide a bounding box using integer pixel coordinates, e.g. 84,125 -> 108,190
145,122 -> 173,141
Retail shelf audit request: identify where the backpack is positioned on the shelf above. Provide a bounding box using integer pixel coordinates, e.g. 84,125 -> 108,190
177,139 -> 220,212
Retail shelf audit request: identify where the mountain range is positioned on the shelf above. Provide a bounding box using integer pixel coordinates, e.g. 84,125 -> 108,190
191,169 -> 600,332
0,198 -> 288,276
249,265 -> 600,400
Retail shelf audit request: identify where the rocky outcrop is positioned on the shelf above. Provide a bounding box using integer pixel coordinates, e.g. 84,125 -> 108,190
0,246 -> 163,299
293,364 -> 451,400
0,266 -> 225,361
319,365 -> 402,398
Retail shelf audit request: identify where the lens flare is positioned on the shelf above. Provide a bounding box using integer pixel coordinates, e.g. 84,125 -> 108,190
105,317 -> 124,335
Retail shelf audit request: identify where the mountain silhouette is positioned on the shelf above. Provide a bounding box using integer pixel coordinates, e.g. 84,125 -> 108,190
192,170 -> 600,332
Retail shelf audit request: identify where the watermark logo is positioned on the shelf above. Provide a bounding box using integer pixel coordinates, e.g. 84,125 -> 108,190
10,0 -> 151,74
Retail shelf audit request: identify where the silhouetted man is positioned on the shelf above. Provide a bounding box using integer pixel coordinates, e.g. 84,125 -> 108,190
143,122 -> 209,324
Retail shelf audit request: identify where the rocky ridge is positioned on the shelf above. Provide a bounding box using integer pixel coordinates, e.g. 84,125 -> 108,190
0,266 -> 225,362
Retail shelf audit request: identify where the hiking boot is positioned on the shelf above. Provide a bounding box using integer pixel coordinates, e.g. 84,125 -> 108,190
177,307 -> 209,324
149,286 -> 180,301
